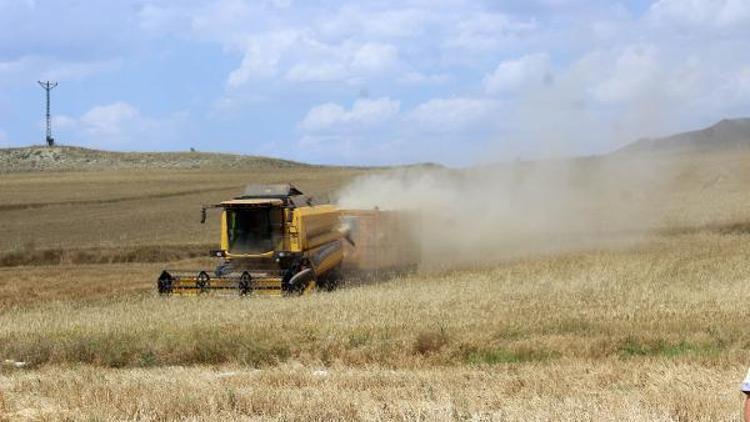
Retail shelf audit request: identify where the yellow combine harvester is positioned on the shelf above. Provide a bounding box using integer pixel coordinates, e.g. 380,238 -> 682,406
158,184 -> 350,296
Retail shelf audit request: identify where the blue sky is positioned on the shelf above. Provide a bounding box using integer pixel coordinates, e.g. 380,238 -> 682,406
1,0 -> 749,165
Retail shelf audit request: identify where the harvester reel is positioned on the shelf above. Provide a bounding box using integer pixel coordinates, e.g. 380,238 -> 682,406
196,271 -> 210,293
239,271 -> 252,295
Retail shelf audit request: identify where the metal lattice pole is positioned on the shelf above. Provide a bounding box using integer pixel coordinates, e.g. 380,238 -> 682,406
37,81 -> 58,146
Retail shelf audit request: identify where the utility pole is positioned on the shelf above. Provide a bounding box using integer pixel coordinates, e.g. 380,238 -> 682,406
37,81 -> 58,147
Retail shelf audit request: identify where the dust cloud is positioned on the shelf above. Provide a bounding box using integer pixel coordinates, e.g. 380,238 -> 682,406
336,154 -> 674,269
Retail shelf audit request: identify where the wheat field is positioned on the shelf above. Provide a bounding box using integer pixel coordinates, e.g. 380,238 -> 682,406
1,151 -> 750,420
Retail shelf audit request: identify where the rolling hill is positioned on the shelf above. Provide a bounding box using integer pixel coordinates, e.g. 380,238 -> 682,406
6,118 -> 748,174
0,145 -> 309,173
618,117 -> 750,153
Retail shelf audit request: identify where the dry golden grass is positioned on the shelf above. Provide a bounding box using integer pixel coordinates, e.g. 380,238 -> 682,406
0,263 -> 162,308
2,150 -> 750,420
1,230 -> 749,368
0,361 -> 744,421
0,229 -> 749,419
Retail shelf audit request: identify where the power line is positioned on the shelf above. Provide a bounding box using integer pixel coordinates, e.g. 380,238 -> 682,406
37,80 -> 58,147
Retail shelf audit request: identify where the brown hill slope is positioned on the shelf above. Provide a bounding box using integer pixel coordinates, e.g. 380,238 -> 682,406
619,118 -> 750,153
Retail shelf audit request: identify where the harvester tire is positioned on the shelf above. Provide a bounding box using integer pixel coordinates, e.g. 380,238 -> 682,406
157,271 -> 173,295
197,271 -> 210,293
239,272 -> 252,295
320,265 -> 342,292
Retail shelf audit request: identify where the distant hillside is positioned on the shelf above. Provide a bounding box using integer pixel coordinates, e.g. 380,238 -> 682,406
619,118 -> 750,153
0,145 -> 310,173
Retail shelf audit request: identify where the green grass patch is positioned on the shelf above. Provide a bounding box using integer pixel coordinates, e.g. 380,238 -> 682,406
618,337 -> 722,358
465,347 -> 558,365
0,328 -> 292,368
348,332 -> 371,348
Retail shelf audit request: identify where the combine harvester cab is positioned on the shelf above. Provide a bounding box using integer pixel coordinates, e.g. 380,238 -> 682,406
158,184 -> 345,296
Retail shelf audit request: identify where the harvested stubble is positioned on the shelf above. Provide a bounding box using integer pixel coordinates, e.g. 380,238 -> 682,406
0,361 -> 744,420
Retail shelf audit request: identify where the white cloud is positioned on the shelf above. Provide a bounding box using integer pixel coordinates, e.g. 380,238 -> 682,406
445,12 -> 537,51
397,71 -> 450,85
292,94 -> 504,165
293,94 -> 504,164
407,97 -> 500,131
688,63 -> 750,111
228,30 -> 301,87
484,54 -> 551,94
235,36 -> 398,87
300,97 -> 400,132
199,5 -> 537,91
649,0 -> 750,27
53,102 -> 188,150
79,102 -> 143,138
350,43 -> 398,73
590,44 -> 661,104
289,133 -> 411,166
317,7 -> 430,39
0,56 -> 118,86
229,32 -> 400,86
286,62 -> 348,83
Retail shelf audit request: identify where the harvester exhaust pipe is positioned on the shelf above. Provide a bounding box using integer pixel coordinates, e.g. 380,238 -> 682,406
288,268 -> 313,285
200,205 -> 220,224
338,224 -> 356,247
288,268 -> 314,292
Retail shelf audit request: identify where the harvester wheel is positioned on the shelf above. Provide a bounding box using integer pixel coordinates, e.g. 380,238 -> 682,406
157,271 -> 173,295
197,271 -> 210,293
239,272 -> 252,296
